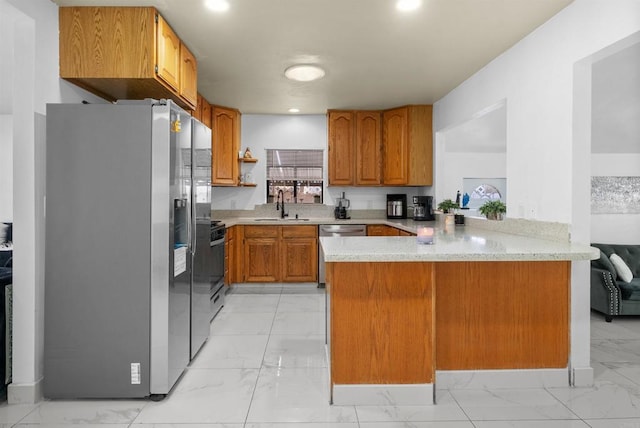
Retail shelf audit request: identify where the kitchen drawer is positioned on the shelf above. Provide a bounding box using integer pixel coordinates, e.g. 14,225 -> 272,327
244,225 -> 279,238
282,225 -> 318,239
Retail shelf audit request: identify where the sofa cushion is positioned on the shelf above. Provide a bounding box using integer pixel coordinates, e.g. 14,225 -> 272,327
592,243 -> 640,278
591,246 -> 617,280
0,250 -> 10,268
611,254 -> 633,283
0,223 -> 9,244
618,277 -> 640,301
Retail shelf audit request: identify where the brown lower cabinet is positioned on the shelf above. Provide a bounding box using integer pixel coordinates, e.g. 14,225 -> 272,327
367,224 -> 400,236
225,226 -> 242,285
367,224 -> 415,236
233,225 -> 318,283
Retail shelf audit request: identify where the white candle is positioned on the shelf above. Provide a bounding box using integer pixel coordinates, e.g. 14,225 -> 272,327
416,226 -> 434,245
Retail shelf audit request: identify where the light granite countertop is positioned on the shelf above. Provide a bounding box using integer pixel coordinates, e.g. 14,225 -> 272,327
320,227 -> 599,262
218,216 -> 433,231
217,215 -> 598,262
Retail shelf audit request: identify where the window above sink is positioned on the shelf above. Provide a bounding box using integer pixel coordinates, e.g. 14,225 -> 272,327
266,149 -> 323,205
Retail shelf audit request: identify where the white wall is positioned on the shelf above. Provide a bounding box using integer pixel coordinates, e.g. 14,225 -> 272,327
436,103 -> 507,211
434,0 -> 640,225
433,0 -> 640,387
439,153 -> 507,208
591,153 -> 640,243
212,114 -> 426,212
1,0 -> 104,403
0,116 -> 12,221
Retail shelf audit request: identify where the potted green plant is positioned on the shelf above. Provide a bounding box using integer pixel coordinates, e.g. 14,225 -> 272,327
437,199 -> 459,214
478,200 -> 507,220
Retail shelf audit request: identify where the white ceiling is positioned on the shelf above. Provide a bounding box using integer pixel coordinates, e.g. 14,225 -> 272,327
51,0 -> 575,114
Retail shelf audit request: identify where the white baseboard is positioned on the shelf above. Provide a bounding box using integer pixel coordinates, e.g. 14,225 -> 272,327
8,378 -> 43,404
332,383 -> 434,406
571,366 -> 594,387
436,368 -> 570,389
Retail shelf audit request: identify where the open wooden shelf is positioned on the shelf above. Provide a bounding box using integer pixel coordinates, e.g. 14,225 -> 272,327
239,157 -> 258,163
240,182 -> 257,187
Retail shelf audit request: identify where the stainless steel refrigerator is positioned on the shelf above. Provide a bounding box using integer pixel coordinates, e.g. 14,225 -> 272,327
44,99 -> 211,399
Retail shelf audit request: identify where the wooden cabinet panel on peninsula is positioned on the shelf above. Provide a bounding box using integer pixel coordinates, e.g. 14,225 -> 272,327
212,106 -> 241,186
328,110 -> 382,186
382,105 -> 433,186
59,7 -> 198,111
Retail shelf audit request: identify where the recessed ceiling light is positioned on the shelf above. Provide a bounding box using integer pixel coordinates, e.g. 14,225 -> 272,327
288,108 -> 300,113
284,64 -> 325,82
396,0 -> 421,12
205,0 -> 230,12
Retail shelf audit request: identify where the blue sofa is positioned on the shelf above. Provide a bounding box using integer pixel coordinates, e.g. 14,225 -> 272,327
0,251 -> 10,287
0,223 -> 11,287
591,243 -> 640,322
0,223 -> 10,397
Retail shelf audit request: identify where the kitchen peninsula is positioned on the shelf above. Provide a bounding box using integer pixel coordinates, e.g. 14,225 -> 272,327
320,225 -> 598,406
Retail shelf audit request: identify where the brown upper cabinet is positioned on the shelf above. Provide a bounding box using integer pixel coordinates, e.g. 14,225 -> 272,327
211,105 -> 241,186
356,111 -> 383,185
382,105 -> 433,186
328,110 -> 382,186
328,111 -> 355,185
179,43 -> 198,107
200,97 -> 212,129
328,105 -> 431,187
156,14 -> 180,91
193,94 -> 212,129
59,7 -> 197,110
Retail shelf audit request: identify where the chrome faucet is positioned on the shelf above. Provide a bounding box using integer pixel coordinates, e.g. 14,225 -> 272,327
276,189 -> 288,219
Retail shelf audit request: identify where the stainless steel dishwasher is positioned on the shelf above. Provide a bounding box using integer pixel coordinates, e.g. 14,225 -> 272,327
318,224 -> 367,285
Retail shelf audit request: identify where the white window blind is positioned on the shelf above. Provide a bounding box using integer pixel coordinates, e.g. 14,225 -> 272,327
266,149 -> 323,181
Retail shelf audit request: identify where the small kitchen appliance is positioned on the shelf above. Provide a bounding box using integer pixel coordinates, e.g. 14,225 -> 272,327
412,196 -> 435,221
386,194 -> 407,219
334,192 -> 351,219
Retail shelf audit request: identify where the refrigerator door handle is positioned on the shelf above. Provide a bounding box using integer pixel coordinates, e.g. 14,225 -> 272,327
187,198 -> 193,254
190,192 -> 196,254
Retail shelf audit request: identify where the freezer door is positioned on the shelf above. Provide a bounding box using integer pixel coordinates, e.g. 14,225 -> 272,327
150,102 -> 192,394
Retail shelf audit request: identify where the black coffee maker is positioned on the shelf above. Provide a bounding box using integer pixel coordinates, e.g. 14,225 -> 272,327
386,194 -> 407,219
334,192 -> 350,219
412,196 -> 435,221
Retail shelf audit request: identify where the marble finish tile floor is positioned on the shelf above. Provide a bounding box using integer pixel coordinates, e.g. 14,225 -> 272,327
1,284 -> 639,427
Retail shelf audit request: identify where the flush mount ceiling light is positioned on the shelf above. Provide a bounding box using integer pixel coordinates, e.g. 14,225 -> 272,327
288,108 -> 300,113
204,0 -> 230,12
396,0 -> 421,12
284,64 -> 325,82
